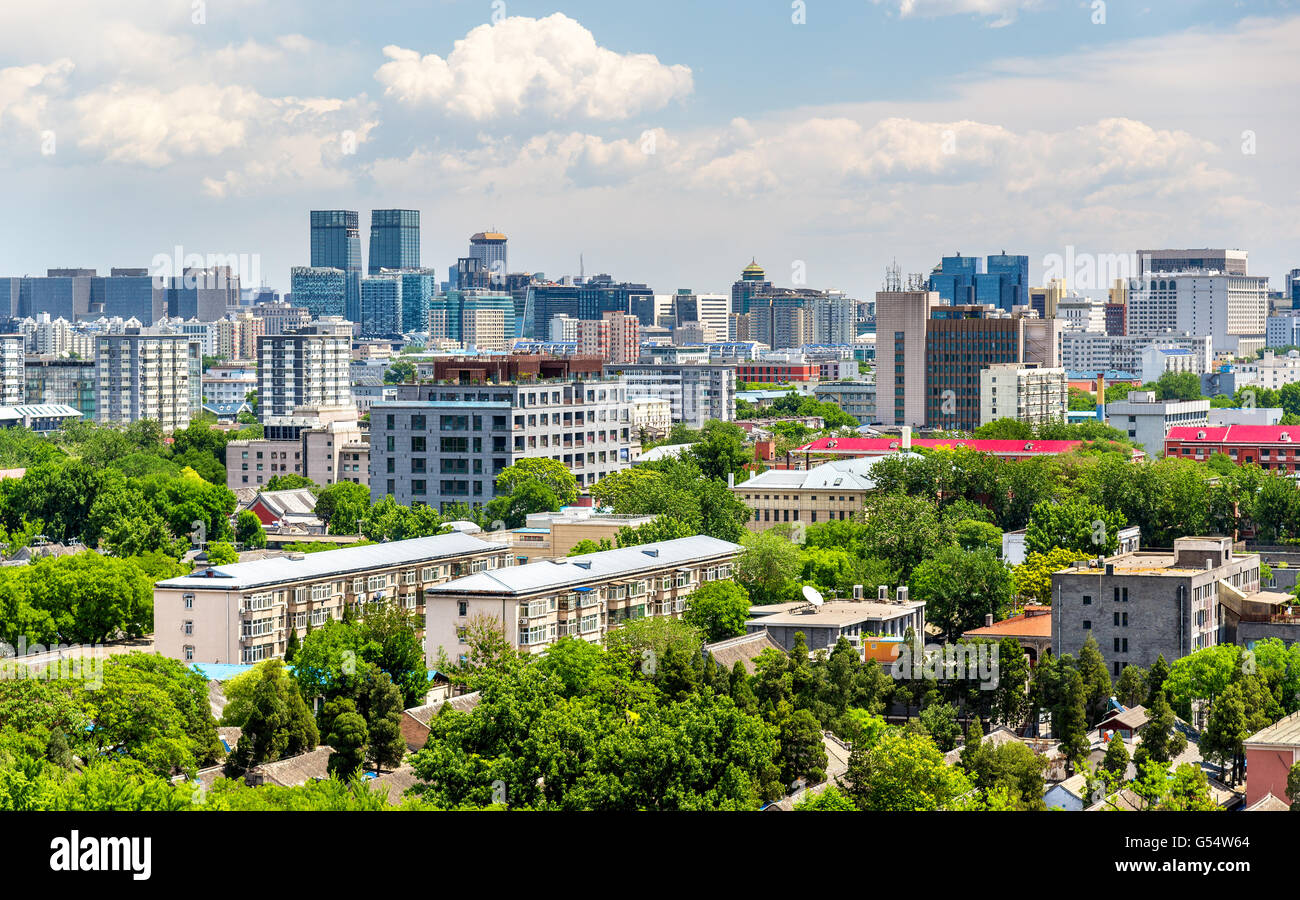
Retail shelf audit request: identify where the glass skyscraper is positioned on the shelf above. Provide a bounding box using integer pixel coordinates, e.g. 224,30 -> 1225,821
369,209 -> 420,274
290,267 -> 348,319
929,253 -> 1028,313
310,210 -> 363,323
468,232 -> 508,282
360,275 -> 404,337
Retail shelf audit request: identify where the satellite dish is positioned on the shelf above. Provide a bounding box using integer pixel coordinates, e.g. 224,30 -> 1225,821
801,585 -> 825,607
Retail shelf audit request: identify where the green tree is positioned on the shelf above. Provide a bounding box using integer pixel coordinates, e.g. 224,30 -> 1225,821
683,580 -> 751,643
313,481 -> 372,535
567,538 -> 613,556
235,511 -> 267,549
224,660 -> 319,777
735,528 -> 802,605
1025,497 -> 1127,556
614,516 -> 694,547
263,474 -> 317,492
685,420 -> 751,482
205,542 -> 239,565
495,458 -> 579,507
843,728 -> 972,811
1012,548 -> 1080,604
1055,666 -> 1090,772
1200,681 -> 1249,785
1077,634 -> 1113,726
1102,735 -> 1130,783
919,701 -> 961,752
909,546 -> 1014,640
793,784 -> 855,810
326,711 -> 369,778
384,360 -> 416,385
1115,664 -> 1147,709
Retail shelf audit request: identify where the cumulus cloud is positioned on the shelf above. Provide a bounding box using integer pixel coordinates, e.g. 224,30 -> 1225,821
375,13 -> 692,121
0,59 -> 74,131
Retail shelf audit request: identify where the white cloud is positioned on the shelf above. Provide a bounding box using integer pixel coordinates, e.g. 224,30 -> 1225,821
375,13 -> 692,121
875,0 -> 1041,26
0,59 -> 73,131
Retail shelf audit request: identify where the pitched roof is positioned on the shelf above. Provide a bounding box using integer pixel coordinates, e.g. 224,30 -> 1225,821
704,631 -> 786,675
1245,709 -> 1300,747
794,437 -> 1082,455
156,532 -> 500,591
963,607 -> 1053,640
1098,705 -> 1149,733
424,536 -> 741,597
1167,424 -> 1300,445
247,745 -> 333,787
249,488 -> 319,518
1245,792 -> 1291,811
402,691 -> 482,728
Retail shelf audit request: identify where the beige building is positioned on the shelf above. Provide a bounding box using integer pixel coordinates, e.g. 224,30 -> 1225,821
632,396 -> 672,438
423,536 -> 742,657
463,308 -> 507,351
154,533 -> 513,666
732,456 -> 908,531
979,364 -> 1069,426
873,288 -> 939,427
227,407 -> 366,490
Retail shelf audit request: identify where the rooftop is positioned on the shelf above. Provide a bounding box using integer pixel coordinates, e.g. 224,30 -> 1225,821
962,606 -> 1052,639
1167,424 -> 1300,445
1245,709 -> 1300,748
747,598 -> 923,628
739,454 -> 924,492
424,536 -> 741,597
156,532 -> 500,591
794,437 -> 1083,456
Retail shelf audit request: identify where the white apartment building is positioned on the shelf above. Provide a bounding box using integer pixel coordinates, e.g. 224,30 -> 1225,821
1061,333 -> 1212,375
95,330 -> 202,432
0,335 -> 24,406
1056,296 -> 1107,333
632,396 -> 672,437
1234,350 -> 1300,391
608,362 -> 736,428
1128,273 -> 1269,355
258,318 -> 354,439
154,533 -> 513,667
979,364 -> 1068,426
1139,346 -> 1198,385
202,364 -> 258,406
422,536 -> 743,659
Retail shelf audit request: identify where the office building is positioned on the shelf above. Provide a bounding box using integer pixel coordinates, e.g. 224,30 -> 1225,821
290,267 -> 348,320
95,330 -> 201,431
607,362 -> 736,428
734,456 -> 892,532
423,536 -> 742,658
463,307 -> 508,351
1060,333 -> 1213,375
3,268 -> 165,324
154,532 -> 514,666
925,306 -> 1024,433
874,287 -> 938,428
360,274 -> 404,337
813,380 -> 876,424
979,364 -> 1069,427
24,356 -> 97,420
1137,249 -> 1248,277
1266,314 -> 1300,349
1128,272 -> 1269,355
369,373 -> 635,508
310,210 -> 363,323
731,260 -> 773,316
1051,536 -> 1262,673
368,209 -> 420,274
468,231 -> 508,283
1105,390 -> 1209,455
521,278 -> 653,339
226,410 -> 366,490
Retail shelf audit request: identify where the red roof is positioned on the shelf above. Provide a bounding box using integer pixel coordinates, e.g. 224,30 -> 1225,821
794,437 -> 1082,455
1166,424 -> 1299,445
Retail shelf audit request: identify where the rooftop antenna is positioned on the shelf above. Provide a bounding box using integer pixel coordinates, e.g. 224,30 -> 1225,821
884,259 -> 902,292
580,253 -> 584,280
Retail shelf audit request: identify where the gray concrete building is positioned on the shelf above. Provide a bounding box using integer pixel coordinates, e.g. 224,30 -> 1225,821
370,376 -> 635,510
1051,536 -> 1262,676
1105,390 -> 1209,456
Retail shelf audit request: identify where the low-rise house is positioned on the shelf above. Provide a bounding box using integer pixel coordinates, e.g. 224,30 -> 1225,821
703,631 -> 786,675
245,746 -> 334,788
400,691 -> 482,751
746,589 -> 926,655
243,487 -> 326,535
962,605 -> 1053,665
1244,709 -> 1300,808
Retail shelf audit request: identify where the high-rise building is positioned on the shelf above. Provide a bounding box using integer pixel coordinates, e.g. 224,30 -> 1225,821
257,318 -> 354,439
928,254 -> 983,305
925,306 -> 1025,432
95,330 -> 201,432
929,253 -> 1028,314
2,268 -> 166,323
25,356 -> 97,420
607,362 -> 736,428
382,268 -> 437,337
463,307 -> 508,351
310,210 -> 363,323
521,278 -> 653,339
979,364 -> 1069,427
468,231 -> 508,284
1128,272 -> 1269,355
360,274 -> 403,337
0,335 -> 24,405
1137,248 -> 1248,277
731,260 -> 773,316
368,209 -> 420,274
161,267 -> 240,322
290,266 -> 348,320
874,288 -> 939,428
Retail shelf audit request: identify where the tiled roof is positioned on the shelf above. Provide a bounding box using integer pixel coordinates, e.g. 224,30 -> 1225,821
963,608 -> 1053,639
1167,424 -> 1300,445
1246,709 -> 1300,747
704,631 -> 786,675
794,437 -> 1082,455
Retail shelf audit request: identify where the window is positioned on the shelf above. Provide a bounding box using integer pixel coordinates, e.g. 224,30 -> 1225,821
311,583 -> 330,601
458,601 -> 468,617
184,646 -> 194,661
183,593 -> 194,609
183,620 -> 193,635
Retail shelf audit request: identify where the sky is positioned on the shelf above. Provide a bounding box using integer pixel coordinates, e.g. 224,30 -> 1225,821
1,0 -> 1298,300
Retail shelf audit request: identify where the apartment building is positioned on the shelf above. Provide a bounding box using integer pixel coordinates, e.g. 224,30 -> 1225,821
0,335 -> 25,406
1128,272 -> 1268,355
370,376 -> 635,508
1051,536 -> 1262,675
979,364 -> 1068,426
258,317 -> 354,439
813,380 -> 876,425
24,356 -> 97,420
422,535 -> 742,658
226,407 -> 366,490
202,364 -> 258,406
94,330 -> 202,432
155,532 -> 513,667
1060,333 -> 1212,376
607,362 -> 736,428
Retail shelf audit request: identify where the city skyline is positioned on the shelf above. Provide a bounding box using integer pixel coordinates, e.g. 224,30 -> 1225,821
1,2 -> 1297,297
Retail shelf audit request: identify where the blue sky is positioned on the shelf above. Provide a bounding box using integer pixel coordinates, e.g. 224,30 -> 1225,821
2,0 -> 1298,299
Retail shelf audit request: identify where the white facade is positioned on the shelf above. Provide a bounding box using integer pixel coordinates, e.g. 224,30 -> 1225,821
1139,347 -> 1197,385
979,364 -> 1069,426
1234,351 -> 1300,391
0,335 -> 24,406
1056,296 -> 1107,333
95,331 -> 201,432
1061,332 -> 1212,375
1106,390 -> 1209,455
1128,273 -> 1269,354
